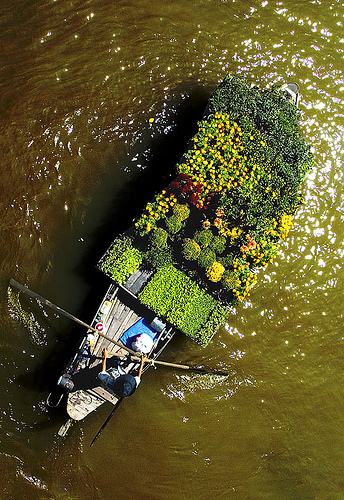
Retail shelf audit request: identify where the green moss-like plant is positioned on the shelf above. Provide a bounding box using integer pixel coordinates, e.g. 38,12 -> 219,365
100,237 -> 142,284
182,239 -> 201,260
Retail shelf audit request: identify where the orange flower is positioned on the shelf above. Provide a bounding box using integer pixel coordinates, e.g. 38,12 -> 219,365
240,245 -> 248,253
214,218 -> 222,228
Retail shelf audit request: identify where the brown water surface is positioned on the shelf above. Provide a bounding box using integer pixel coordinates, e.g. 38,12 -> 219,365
0,0 -> 343,498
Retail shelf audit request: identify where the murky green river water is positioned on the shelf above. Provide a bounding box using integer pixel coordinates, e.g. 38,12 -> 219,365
0,0 -> 343,498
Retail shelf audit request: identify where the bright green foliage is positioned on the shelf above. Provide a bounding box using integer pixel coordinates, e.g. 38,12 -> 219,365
182,238 -> 201,260
100,237 -> 142,284
139,265 -> 224,344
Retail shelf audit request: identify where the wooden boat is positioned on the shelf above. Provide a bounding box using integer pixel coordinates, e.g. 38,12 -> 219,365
54,270 -> 177,433
10,77 -> 310,439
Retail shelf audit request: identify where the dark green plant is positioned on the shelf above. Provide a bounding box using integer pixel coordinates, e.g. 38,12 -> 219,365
218,253 -> 234,268
150,227 -> 168,249
146,247 -> 173,269
196,304 -> 228,346
197,247 -> 216,268
209,235 -> 226,254
166,214 -> 183,234
194,229 -> 212,248
182,239 -> 201,260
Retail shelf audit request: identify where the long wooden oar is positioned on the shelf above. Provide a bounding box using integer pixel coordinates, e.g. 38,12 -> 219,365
10,279 -> 229,377
9,278 -> 139,357
100,352 -> 229,377
89,398 -> 124,447
142,358 -> 229,376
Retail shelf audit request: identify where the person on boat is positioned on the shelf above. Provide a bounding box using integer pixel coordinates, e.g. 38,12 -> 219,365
131,332 -> 154,354
98,349 -> 146,398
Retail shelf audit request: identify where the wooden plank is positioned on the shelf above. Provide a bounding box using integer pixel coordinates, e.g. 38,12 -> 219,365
67,390 -> 105,421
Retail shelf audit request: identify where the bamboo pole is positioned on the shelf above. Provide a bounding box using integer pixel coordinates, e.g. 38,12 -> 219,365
10,279 -> 229,377
9,278 -> 139,358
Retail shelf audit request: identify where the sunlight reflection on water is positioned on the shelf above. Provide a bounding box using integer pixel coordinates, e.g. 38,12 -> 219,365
0,0 -> 344,497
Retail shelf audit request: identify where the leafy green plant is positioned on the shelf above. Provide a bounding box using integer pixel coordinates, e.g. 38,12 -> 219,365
194,229 -> 212,248
209,235 -> 226,254
196,304 -> 228,346
182,239 -> 201,260
146,247 -> 173,269
197,247 -> 216,268
166,214 -> 183,235
150,227 -> 168,249
173,203 -> 190,221
100,237 -> 142,284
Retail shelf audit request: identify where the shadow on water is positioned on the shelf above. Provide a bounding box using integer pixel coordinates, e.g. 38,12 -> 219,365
15,85 -> 211,421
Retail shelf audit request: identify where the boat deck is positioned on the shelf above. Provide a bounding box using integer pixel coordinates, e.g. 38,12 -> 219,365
63,270 -> 175,421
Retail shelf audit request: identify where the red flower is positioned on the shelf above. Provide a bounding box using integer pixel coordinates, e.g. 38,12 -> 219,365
178,173 -> 192,181
170,181 -> 180,191
189,193 -> 199,204
240,245 -> 248,253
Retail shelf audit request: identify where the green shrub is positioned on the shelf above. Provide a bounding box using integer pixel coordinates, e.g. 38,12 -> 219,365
100,237 -> 142,284
146,247 -> 173,269
209,235 -> 226,254
218,253 -> 234,268
166,214 -> 183,234
173,203 -> 190,221
197,247 -> 216,268
194,229 -> 212,248
150,227 -> 168,249
182,239 -> 201,260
